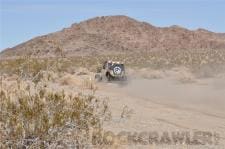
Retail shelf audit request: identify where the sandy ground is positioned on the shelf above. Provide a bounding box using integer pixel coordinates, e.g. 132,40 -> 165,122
94,73 -> 225,148
2,68 -> 225,148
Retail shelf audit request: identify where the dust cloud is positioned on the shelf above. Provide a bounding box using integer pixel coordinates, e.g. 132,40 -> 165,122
103,69 -> 225,118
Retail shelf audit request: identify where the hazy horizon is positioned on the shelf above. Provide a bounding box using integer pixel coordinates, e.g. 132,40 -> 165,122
1,0 -> 225,51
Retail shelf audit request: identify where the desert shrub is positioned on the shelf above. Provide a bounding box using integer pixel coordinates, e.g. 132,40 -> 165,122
0,85 -> 110,148
120,105 -> 134,119
1,48 -> 225,76
82,77 -> 97,91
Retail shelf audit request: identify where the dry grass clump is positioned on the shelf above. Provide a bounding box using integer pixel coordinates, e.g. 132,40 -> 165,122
82,77 -> 97,91
0,83 -> 110,148
59,73 -> 82,87
76,67 -> 90,76
58,73 -> 97,92
0,57 -> 69,77
120,105 -> 134,119
167,67 -> 196,83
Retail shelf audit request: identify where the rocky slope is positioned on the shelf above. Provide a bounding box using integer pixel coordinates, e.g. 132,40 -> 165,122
1,15 -> 225,58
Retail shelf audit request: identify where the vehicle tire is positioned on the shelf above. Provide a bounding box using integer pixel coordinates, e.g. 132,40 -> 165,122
106,73 -> 112,81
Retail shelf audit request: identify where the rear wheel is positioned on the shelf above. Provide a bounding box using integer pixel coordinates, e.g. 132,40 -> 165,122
106,73 -> 113,81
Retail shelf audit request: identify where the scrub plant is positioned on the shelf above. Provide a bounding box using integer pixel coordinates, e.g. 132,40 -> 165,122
0,82 -> 110,148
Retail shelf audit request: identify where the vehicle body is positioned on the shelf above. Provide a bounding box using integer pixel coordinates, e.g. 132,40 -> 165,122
95,60 -> 126,81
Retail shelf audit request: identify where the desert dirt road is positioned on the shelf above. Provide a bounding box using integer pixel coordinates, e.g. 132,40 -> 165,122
96,74 -> 225,147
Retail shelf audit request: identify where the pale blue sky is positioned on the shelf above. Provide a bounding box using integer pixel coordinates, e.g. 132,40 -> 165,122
0,0 -> 225,51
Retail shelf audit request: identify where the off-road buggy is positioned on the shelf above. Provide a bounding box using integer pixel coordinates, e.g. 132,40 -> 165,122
95,60 -> 127,81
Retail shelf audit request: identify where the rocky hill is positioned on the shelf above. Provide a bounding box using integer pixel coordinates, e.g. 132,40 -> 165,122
1,15 -> 225,58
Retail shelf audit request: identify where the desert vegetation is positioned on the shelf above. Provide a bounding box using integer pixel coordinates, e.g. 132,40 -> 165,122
1,48 -> 225,77
1,48 -> 225,148
1,46 -> 225,148
0,81 -> 111,148
0,60 -> 111,148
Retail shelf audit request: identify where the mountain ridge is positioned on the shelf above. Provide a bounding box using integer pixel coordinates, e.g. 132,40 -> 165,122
1,15 -> 225,58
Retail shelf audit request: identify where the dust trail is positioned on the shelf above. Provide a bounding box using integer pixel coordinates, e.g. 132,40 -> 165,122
103,70 -> 225,117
